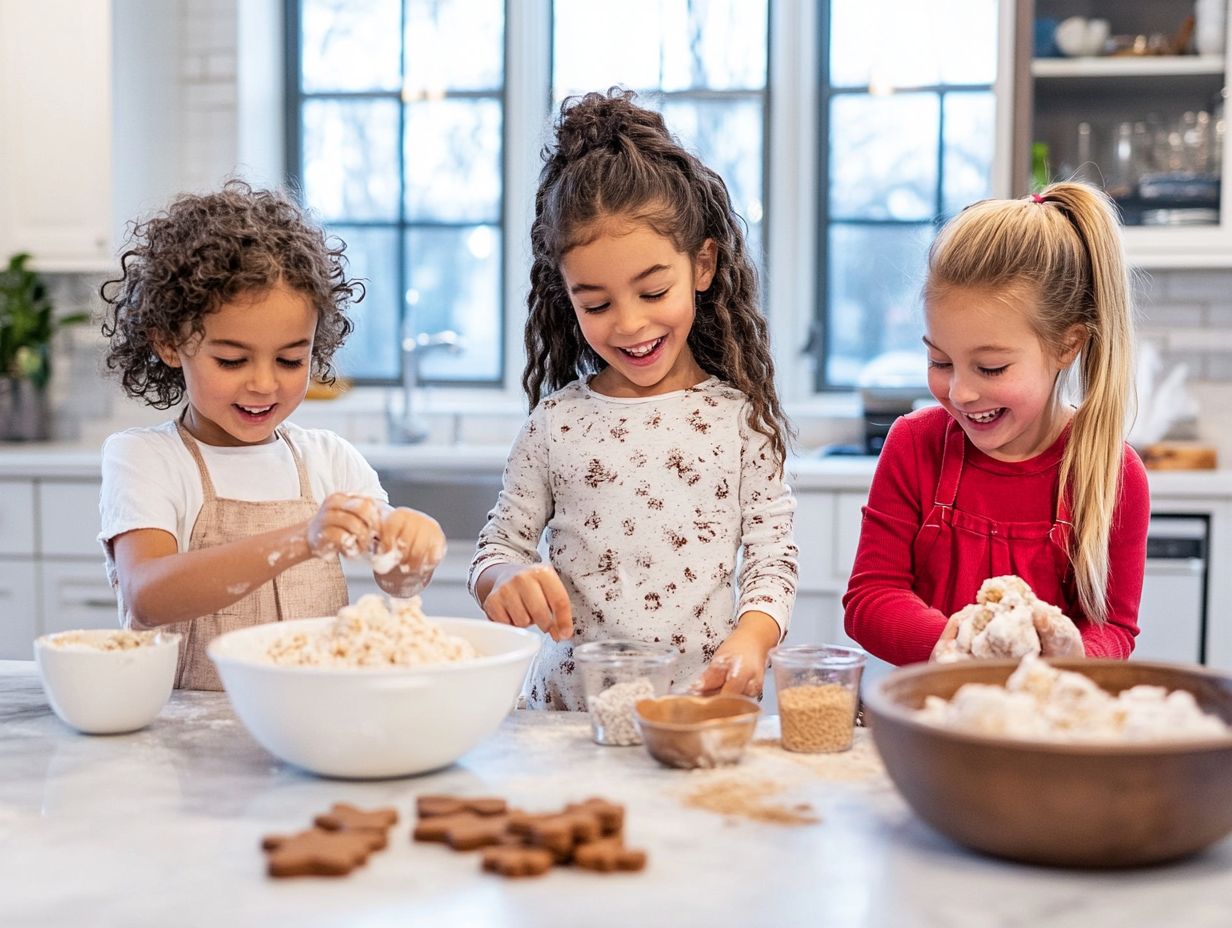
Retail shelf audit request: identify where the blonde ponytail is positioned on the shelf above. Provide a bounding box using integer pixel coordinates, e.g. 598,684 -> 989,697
925,181 -> 1136,623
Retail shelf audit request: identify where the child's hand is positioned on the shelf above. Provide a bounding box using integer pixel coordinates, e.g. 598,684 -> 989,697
482,564 -> 573,642
373,505 -> 446,597
929,613 -> 964,663
307,493 -> 381,559
690,616 -> 778,698
1034,610 -> 1085,658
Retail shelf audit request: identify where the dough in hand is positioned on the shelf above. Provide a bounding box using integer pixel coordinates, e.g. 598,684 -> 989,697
943,575 -> 1077,661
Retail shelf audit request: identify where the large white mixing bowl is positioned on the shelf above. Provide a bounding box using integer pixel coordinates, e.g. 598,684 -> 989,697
208,616 -> 539,778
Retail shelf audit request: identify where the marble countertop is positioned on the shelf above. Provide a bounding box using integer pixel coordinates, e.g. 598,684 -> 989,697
2,442 -> 1232,496
2,661 -> 1230,928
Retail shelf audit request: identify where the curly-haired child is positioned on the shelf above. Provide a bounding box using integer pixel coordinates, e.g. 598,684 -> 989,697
469,89 -> 798,709
99,181 -> 444,690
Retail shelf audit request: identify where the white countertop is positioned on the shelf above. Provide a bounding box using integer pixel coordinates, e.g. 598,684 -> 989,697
3,442 -> 1232,496
2,660 -> 1230,928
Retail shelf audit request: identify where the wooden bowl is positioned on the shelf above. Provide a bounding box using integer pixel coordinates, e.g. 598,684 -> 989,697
863,659 -> 1232,867
633,695 -> 760,769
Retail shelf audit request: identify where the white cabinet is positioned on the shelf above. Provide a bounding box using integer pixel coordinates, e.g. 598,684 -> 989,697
0,560 -> 37,658
0,0 -> 113,271
39,560 -> 118,635
1012,1 -> 1232,268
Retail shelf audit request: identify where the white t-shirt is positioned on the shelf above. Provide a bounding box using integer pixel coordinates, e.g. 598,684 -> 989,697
98,419 -> 387,585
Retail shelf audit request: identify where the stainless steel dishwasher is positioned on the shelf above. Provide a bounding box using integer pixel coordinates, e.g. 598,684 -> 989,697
1134,515 -> 1209,665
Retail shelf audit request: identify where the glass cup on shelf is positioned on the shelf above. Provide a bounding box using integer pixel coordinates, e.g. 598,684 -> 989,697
769,644 -> 867,753
574,639 -> 679,746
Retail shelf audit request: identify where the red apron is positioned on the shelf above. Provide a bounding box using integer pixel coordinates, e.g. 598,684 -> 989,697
910,418 -> 1074,618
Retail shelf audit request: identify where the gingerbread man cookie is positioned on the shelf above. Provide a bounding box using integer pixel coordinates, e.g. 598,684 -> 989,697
574,837 -> 648,873
413,811 -> 518,850
314,802 -> 399,849
508,810 -> 602,862
261,828 -> 384,878
481,845 -> 555,878
416,795 -> 507,818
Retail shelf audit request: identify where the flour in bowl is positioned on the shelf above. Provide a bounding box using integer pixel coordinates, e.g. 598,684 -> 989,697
916,654 -> 1231,742
48,629 -> 166,651
265,594 -> 478,667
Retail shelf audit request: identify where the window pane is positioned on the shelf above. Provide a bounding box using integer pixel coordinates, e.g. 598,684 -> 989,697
303,98 -> 401,222
404,99 -> 502,223
830,0 -> 996,90
333,226 -> 401,381
301,0 -> 401,93
554,0 -> 767,94
663,97 -> 764,227
825,223 -> 932,386
830,93 -> 939,220
405,0 -> 503,94
942,91 -> 996,216
405,226 -> 501,382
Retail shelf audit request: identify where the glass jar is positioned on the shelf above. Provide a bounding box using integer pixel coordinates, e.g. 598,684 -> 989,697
574,639 -> 678,746
770,644 -> 867,753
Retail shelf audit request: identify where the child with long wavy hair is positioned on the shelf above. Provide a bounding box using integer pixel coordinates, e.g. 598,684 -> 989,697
99,181 -> 444,690
844,181 -> 1149,664
470,89 -> 798,709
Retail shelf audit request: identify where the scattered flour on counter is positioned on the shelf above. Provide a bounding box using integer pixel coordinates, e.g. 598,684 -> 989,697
917,654 -> 1232,742
265,594 -> 477,667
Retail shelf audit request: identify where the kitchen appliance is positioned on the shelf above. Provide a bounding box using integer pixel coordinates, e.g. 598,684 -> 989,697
1135,515 -> 1209,664
858,387 -> 934,455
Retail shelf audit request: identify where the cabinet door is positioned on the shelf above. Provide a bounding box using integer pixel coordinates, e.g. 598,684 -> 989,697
0,479 -> 36,556
40,560 -> 120,634
0,559 -> 38,659
0,0 -> 112,270
794,491 -> 836,592
38,480 -> 104,557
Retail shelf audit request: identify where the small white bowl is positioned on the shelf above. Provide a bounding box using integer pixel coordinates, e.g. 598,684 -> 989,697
34,629 -> 181,734
208,616 -> 540,779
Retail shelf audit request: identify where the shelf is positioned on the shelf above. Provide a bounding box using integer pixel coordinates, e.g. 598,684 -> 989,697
1032,55 -> 1225,79
1121,225 -> 1232,269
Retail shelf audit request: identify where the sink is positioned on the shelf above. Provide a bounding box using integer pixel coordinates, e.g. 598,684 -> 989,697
378,469 -> 503,541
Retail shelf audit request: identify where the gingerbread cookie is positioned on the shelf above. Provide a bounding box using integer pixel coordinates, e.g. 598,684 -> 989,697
574,837 -> 647,873
262,828 -> 384,878
416,795 -> 507,818
508,810 -> 602,862
565,798 -> 624,836
481,845 -> 554,878
314,802 -> 399,848
413,811 -> 517,850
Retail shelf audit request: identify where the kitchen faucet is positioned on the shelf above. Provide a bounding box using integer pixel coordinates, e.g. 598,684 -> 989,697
387,327 -> 463,444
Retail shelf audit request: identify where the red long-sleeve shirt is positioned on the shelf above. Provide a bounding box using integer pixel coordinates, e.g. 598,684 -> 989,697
842,406 -> 1149,665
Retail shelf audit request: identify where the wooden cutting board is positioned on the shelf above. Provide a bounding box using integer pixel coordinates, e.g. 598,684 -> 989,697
1141,441 -> 1218,471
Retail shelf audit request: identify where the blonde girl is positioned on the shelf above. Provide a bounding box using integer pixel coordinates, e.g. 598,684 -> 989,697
843,181 -> 1149,664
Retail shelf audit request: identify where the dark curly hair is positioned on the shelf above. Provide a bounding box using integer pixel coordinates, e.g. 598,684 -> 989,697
100,180 -> 361,408
526,88 -> 792,466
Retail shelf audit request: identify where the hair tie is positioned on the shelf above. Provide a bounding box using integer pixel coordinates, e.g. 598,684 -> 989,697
1030,193 -> 1045,204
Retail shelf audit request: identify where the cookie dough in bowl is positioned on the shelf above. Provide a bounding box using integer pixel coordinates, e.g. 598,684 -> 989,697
208,595 -> 539,778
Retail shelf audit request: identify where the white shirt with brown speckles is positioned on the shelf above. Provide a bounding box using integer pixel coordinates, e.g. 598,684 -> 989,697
469,377 -> 798,710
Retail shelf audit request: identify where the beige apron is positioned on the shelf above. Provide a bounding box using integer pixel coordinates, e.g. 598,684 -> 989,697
132,421 -> 349,690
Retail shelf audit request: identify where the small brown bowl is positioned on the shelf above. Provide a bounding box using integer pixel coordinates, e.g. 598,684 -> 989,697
864,659 -> 1232,868
633,694 -> 761,769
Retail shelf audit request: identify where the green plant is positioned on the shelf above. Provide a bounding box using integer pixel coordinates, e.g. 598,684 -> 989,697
0,253 -> 89,388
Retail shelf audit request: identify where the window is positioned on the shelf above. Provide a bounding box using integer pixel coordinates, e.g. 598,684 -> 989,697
287,1 -> 1002,397
816,0 -> 1000,389
553,2 -> 769,269
289,0 -> 505,385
